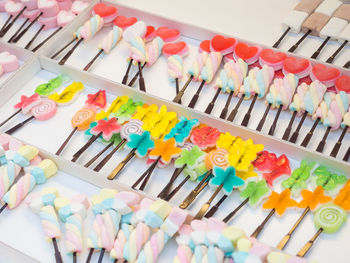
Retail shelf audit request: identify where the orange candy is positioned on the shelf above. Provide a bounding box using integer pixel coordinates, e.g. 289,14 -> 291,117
297,186 -> 332,211
71,107 -> 96,131
149,137 -> 181,164
205,148 -> 229,170
262,188 -> 297,216
334,180 -> 350,211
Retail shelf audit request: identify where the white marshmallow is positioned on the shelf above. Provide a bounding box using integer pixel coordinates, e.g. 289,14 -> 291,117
338,23 -> 350,42
315,0 -> 342,16
282,10 -> 309,33
320,17 -> 348,39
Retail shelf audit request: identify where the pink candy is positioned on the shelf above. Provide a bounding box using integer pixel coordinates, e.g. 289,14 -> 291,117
23,9 -> 40,21
37,0 -> 59,18
21,0 -> 37,10
30,99 -> 57,121
38,15 -> 58,30
57,10 -> 75,27
56,0 -> 71,11
5,1 -> 24,16
0,52 -> 19,73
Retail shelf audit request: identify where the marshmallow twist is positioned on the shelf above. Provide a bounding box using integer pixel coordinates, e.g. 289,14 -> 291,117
130,36 -> 148,64
200,52 -> 223,84
168,55 -> 184,82
146,36 -> 164,67
99,26 -> 123,54
188,52 -> 208,81
80,15 -> 104,41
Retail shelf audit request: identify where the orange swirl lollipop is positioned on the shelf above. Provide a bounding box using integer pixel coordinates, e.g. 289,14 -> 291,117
205,148 -> 229,170
71,108 -> 96,131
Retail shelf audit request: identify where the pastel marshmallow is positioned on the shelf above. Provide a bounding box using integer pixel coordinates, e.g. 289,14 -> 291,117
0,0 -> 9,12
38,15 -> 58,30
23,9 -> 40,21
320,17 -> 348,39
21,0 -> 37,10
0,52 -> 19,73
57,10 -> 75,27
17,145 -> 39,161
122,20 -> 147,42
314,0 -> 342,16
37,0 -> 59,18
282,10 -> 308,33
57,0 -> 71,10
115,191 -> 140,206
71,0 -> 89,15
333,4 -> 350,22
338,23 -> 350,42
301,12 -> 330,36
294,0 -> 323,14
5,1 -> 24,16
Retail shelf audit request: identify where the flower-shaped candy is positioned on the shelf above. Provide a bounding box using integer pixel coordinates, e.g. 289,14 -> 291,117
262,154 -> 291,187
126,131 -> 155,158
164,117 -> 199,145
262,189 -> 297,216
85,89 -> 107,109
149,137 -> 181,164
334,181 -> 350,211
216,132 -> 237,151
209,166 -> 245,195
90,117 -> 121,141
174,146 -> 205,169
240,180 -> 271,206
252,151 -> 277,172
190,126 -> 220,150
297,186 -> 332,211
313,166 -> 347,192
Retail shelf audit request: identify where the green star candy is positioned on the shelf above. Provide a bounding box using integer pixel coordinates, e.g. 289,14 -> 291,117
209,166 -> 245,195
240,180 -> 271,206
281,160 -> 316,196
313,166 -> 347,192
126,131 -> 155,158
174,146 -> 205,169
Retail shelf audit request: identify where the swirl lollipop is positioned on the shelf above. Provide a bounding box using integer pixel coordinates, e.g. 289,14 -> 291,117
297,204 -> 347,257
5,99 -> 57,135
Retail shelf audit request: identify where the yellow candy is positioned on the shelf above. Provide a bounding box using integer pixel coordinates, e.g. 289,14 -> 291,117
54,196 -> 71,210
49,82 -> 84,105
132,104 -> 158,121
41,187 -> 59,197
149,200 -> 171,219
95,96 -> 129,120
38,159 -> 58,178
267,251 -> 290,263
99,188 -> 117,200
216,132 -> 237,150
237,165 -> 258,180
90,194 -> 103,206
17,145 -> 39,161
236,237 -> 252,252
222,226 -> 246,245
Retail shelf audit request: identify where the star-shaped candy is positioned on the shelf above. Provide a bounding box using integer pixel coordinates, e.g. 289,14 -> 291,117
240,180 -> 270,206
216,132 -> 236,151
262,189 -> 297,216
149,137 -> 181,164
236,165 -> 258,180
297,186 -> 332,211
90,117 -> 122,141
334,180 -> 350,211
209,166 -> 245,195
14,93 -> 41,114
126,131 -> 155,158
174,146 -> 205,169
85,90 -> 107,110
313,166 -> 347,192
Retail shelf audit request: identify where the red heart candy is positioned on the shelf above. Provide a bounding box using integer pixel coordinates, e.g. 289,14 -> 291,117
335,75 -> 350,93
283,57 -> 310,74
199,40 -> 210,53
162,42 -> 188,57
114,16 -> 137,29
145,26 -> 155,39
234,43 -> 260,61
312,64 -> 340,83
260,49 -> 286,64
210,35 -> 236,53
156,26 -> 180,42
93,3 -> 117,18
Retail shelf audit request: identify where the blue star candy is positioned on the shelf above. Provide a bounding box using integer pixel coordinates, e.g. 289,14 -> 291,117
209,166 -> 245,195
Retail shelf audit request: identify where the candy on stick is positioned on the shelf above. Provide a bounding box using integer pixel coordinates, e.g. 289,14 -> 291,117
296,204 -> 346,257
132,137 -> 181,191
334,180 -> 350,210
284,80 -> 326,142
301,91 -> 349,149
6,99 -> 57,135
188,51 -> 223,109
273,0 -> 322,48
95,95 -> 128,120
1,159 -> 58,213
49,81 -> 84,105
114,15 -> 137,29
251,189 -> 297,238
237,65 -> 274,127
147,36 -> 164,67
0,93 -> 41,128
189,220 -> 209,263
331,107 -> 350,157
173,225 -> 194,263
0,51 -> 19,73
234,43 -> 262,65
55,90 -> 106,156
288,0 -> 342,53
168,55 -> 184,100
128,36 -> 148,92
144,25 -> 156,42
83,25 -> 123,71
310,64 -> 340,88
190,126 -> 220,150
312,165 -> 347,195
259,49 -> 287,71
59,14 -> 105,65
0,0 -> 26,37
93,3 -> 118,24
256,73 -> 297,132
108,131 -> 155,180
35,74 -> 70,97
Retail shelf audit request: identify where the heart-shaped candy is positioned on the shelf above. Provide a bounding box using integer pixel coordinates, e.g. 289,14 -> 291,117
71,0 -> 89,15
223,53 -> 234,63
162,42 -> 189,58
93,3 -> 117,19
311,64 -> 341,87
37,0 -> 59,17
57,10 -> 75,27
199,40 -> 210,53
21,0 -> 38,11
122,21 -> 147,42
23,9 -> 40,21
156,26 -> 180,43
234,42 -> 262,65
335,75 -> 350,93
210,35 -> 236,55
57,0 -> 71,11
145,25 -> 156,42
5,1 -> 24,15
282,57 -> 311,79
0,52 -> 19,73
259,49 -> 287,71
114,16 -> 137,29
38,15 -> 57,30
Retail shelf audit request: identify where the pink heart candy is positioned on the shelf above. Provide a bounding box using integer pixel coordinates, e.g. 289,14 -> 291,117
38,15 -> 58,30
0,52 -> 19,73
23,9 -> 40,21
71,0 -> 89,15
21,0 -> 38,11
37,0 -> 59,18
57,10 -> 75,27
5,1 -> 24,15
57,0 -> 71,11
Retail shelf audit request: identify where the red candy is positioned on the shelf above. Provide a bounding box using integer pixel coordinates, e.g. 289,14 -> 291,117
85,90 -> 106,110
114,16 -> 137,29
263,154 -> 291,186
335,75 -> 350,93
282,57 -> 311,79
234,42 -> 262,65
252,151 -> 277,171
145,25 -> 156,41
311,64 -> 341,87
190,126 -> 220,150
93,3 -> 117,19
259,49 -> 286,71
199,40 -> 210,53
162,42 -> 189,58
156,26 -> 181,43
210,35 -> 236,55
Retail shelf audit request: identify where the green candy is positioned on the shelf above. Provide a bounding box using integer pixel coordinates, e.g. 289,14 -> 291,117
174,146 -> 205,169
313,166 -> 347,192
110,99 -> 143,124
314,204 -> 347,234
240,180 -> 270,206
281,160 -> 316,196
184,162 -> 208,181
102,133 -> 123,147
35,75 -> 70,96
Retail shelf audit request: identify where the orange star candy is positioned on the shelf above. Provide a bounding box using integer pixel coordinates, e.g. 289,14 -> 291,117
262,188 -> 297,216
334,180 -> 350,211
149,137 -> 181,164
297,186 -> 332,211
